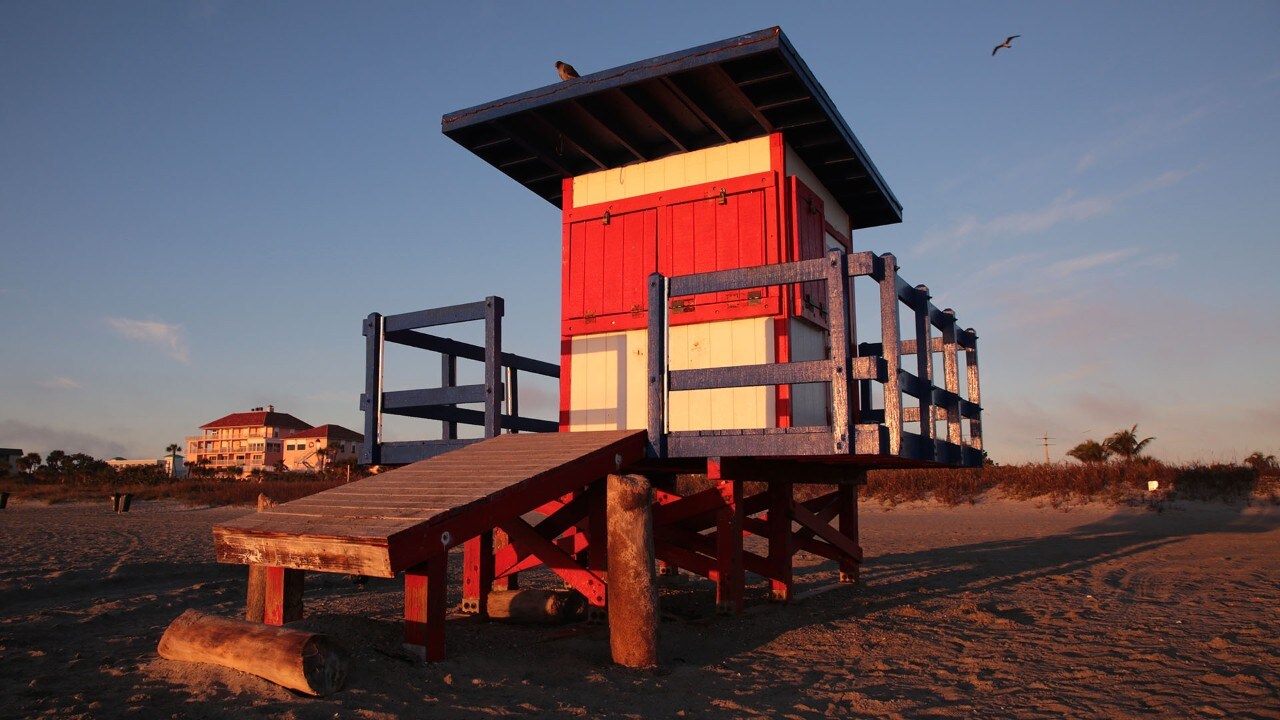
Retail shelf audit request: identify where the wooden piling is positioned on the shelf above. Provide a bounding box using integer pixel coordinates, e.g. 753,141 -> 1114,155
606,473 -> 658,668
246,494 -> 303,624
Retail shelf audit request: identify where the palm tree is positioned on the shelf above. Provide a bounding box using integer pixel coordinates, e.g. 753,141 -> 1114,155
17,452 -> 42,474
1243,452 -> 1278,474
1066,439 -> 1112,463
1104,424 -> 1155,460
165,443 -> 181,477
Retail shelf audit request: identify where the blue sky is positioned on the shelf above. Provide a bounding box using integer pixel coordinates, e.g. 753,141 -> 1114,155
2,1 -> 1277,464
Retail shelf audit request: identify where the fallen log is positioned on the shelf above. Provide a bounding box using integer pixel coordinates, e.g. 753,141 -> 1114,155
487,589 -> 585,624
158,610 -> 348,696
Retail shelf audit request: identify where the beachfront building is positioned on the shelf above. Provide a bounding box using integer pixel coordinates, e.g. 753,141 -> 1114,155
186,406 -> 311,474
281,424 -> 363,471
1,448 -> 22,473
106,455 -> 187,477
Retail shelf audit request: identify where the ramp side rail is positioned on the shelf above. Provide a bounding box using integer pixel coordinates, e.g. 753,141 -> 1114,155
360,296 -> 560,465
647,249 -> 982,466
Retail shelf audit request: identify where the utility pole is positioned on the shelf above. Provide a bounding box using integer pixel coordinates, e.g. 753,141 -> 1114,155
1040,432 -> 1056,464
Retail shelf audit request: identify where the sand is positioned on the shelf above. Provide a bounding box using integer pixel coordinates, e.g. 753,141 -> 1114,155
1,496 -> 1277,719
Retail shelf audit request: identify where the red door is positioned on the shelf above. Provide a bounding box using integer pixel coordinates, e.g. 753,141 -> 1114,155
789,177 -> 827,328
562,207 -> 657,335
658,183 -> 779,324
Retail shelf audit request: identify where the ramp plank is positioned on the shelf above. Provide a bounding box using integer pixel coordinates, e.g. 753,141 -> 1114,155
213,430 -> 645,577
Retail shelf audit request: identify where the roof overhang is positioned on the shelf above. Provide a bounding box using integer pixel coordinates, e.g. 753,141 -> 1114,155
441,27 -> 902,230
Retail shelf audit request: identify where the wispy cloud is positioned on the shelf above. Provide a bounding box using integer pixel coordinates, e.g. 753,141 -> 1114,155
915,170 -> 1191,256
917,191 -> 1114,254
38,377 -> 81,390
106,317 -> 190,363
1048,247 -> 1141,278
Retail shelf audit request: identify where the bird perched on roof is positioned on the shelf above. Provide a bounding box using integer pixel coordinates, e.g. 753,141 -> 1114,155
992,35 -> 1021,56
556,60 -> 580,81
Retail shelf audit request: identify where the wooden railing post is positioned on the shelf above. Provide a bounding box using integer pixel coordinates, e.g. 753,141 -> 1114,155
824,249 -> 852,454
646,273 -> 667,459
941,309 -> 963,447
878,255 -> 903,457
361,313 -> 384,466
441,352 -> 458,441
966,330 -> 983,453
914,285 -> 935,460
484,296 -> 503,438
506,367 -> 519,434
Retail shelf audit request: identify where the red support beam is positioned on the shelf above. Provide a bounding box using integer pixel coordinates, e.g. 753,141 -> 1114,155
711,459 -> 744,615
588,482 -> 608,579
768,483 -> 794,602
493,492 -> 591,577
262,567 -> 303,626
493,528 -> 517,590
499,517 -> 607,607
404,556 -> 447,662
654,489 -> 682,576
838,484 -> 861,584
652,487 -> 726,526
462,531 -> 495,616
792,501 -> 862,565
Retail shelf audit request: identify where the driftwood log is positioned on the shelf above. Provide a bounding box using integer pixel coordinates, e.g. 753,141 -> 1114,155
606,473 -> 659,668
487,589 -> 585,624
158,610 -> 348,696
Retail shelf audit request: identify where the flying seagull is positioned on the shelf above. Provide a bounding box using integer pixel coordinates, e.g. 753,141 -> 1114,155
992,35 -> 1021,56
556,60 -> 580,81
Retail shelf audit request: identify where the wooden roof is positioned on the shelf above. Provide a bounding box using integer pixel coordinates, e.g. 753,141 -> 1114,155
442,27 -> 902,230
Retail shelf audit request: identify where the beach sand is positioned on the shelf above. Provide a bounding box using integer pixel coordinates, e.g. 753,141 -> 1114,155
1,496 -> 1276,719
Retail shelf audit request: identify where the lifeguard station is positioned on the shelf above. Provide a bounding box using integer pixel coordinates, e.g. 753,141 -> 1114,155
214,27 -> 983,662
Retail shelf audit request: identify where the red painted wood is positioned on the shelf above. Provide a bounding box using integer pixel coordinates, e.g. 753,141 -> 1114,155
587,483 -> 607,577
560,172 -> 788,337
263,566 -> 285,626
462,532 -> 494,617
768,483 -> 794,602
839,485 -> 861,583
583,220 -> 605,322
566,221 -> 586,321
710,459 -> 744,615
775,317 -> 792,427
793,502 -> 861,562
493,528 -> 516,591
499,517 -> 607,607
404,557 -> 447,661
790,177 -> 827,328
558,337 -> 572,431
769,132 -> 786,178
652,487 -> 725,525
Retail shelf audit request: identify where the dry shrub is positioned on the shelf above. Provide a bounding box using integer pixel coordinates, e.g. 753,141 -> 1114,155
5,473 -> 354,507
1171,463 -> 1257,501
863,468 -> 997,506
863,460 -> 1259,507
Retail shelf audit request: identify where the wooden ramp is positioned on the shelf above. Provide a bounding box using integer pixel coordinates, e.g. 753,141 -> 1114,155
213,430 -> 647,578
